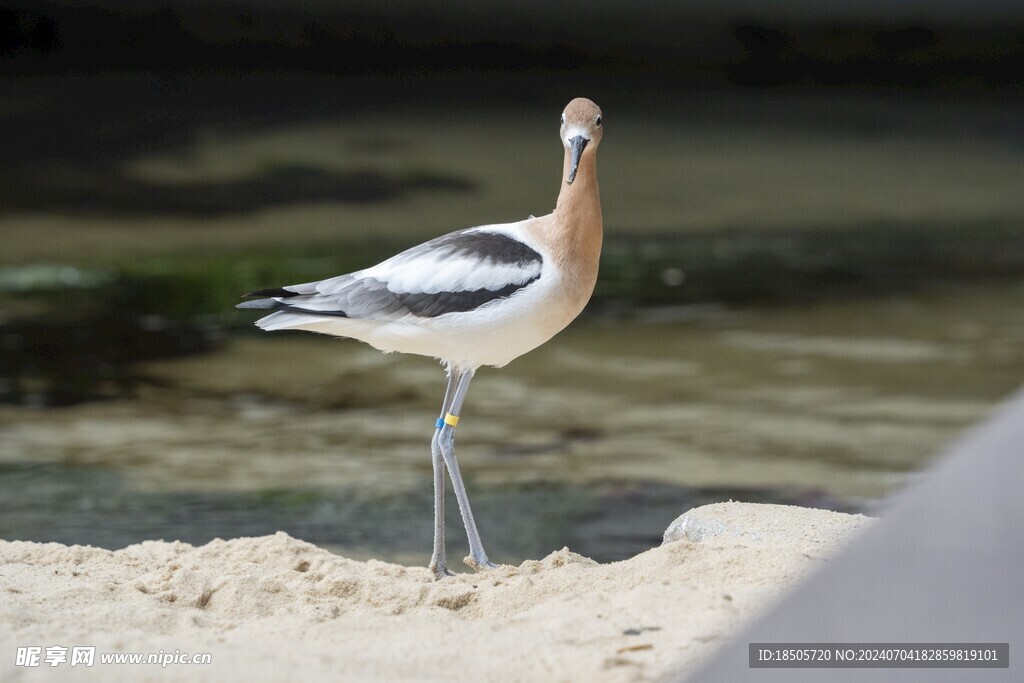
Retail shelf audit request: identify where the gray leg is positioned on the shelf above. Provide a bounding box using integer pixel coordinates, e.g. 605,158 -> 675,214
428,370 -> 460,580
437,369 -> 498,571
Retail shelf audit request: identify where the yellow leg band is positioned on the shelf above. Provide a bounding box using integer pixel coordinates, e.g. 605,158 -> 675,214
443,412 -> 460,427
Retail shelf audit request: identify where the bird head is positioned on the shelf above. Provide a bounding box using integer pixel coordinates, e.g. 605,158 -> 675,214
560,98 -> 603,184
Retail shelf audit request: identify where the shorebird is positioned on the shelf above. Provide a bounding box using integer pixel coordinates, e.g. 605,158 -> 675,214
237,97 -> 604,579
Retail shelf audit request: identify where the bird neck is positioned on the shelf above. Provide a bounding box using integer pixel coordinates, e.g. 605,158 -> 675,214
556,147 -> 600,214
551,149 -> 603,295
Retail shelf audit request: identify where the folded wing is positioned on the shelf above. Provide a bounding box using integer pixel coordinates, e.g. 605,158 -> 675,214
238,228 -> 543,321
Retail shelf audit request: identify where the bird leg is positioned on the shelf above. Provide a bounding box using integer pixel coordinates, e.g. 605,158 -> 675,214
429,370 -> 460,580
437,369 -> 498,572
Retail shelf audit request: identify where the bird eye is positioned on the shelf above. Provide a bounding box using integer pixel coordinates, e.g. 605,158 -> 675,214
596,115 -> 602,127
560,114 -> 566,126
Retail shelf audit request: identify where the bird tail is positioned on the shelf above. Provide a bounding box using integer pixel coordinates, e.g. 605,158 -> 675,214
236,286 -> 340,331
251,310 -> 335,332
236,298 -> 280,310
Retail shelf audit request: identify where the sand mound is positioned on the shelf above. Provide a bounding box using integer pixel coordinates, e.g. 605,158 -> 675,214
1,503 -> 871,682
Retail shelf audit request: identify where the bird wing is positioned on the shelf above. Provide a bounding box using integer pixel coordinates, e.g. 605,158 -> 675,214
240,227 -> 544,321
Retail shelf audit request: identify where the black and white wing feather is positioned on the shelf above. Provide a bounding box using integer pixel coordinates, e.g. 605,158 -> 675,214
239,228 -> 543,321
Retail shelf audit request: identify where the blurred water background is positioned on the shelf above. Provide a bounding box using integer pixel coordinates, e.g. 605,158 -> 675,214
1,0 -> 1023,566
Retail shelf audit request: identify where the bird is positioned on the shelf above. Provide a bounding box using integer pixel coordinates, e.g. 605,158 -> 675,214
237,97 -> 604,579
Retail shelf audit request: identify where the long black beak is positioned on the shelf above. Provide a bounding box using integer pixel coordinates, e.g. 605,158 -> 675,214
566,135 -> 589,184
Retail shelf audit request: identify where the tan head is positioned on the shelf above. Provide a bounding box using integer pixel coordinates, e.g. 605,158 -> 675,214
559,98 -> 603,184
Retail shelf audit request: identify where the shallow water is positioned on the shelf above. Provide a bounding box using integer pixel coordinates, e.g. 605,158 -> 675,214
0,462 -> 846,565
2,282 -> 1021,564
2,93 -> 1022,563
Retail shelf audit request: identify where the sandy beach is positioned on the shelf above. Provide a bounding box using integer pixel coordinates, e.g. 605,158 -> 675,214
1,502 -> 871,682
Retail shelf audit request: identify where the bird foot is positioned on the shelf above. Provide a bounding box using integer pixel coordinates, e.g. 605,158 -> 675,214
463,556 -> 499,572
429,562 -> 456,581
